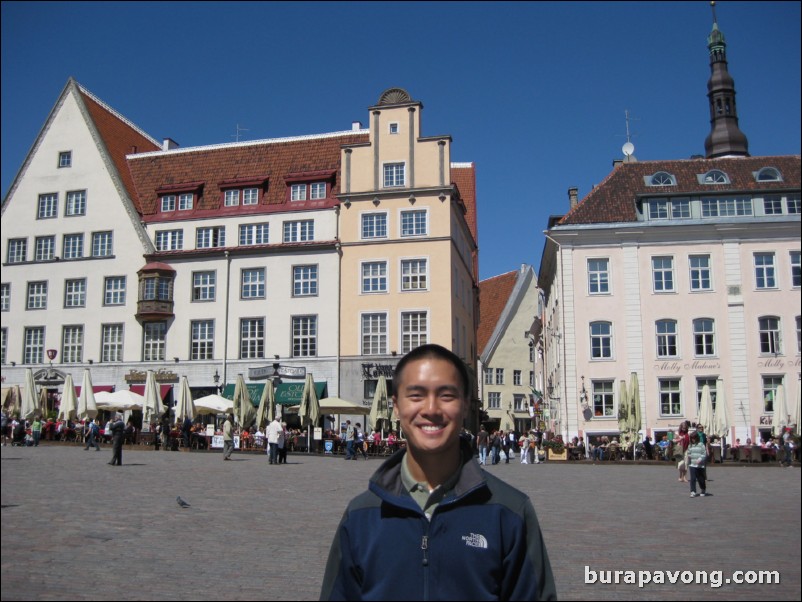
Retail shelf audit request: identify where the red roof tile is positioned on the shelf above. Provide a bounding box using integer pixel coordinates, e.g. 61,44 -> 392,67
127,133 -> 369,220
452,163 -> 479,279
561,155 -> 801,225
477,270 -> 519,354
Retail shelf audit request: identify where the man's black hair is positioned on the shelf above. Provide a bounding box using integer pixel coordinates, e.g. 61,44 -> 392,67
393,344 -> 470,399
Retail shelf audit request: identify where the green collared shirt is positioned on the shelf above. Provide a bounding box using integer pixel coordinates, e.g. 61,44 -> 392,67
400,453 -> 462,521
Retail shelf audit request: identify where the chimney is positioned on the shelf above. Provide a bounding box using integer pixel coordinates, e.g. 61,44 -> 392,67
162,138 -> 179,151
130,146 -> 137,154
568,187 -> 579,209
351,121 -> 362,131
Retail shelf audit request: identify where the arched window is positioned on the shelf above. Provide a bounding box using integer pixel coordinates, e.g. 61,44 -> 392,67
702,170 -> 730,185
656,320 -> 678,358
649,172 -> 676,186
755,167 -> 782,182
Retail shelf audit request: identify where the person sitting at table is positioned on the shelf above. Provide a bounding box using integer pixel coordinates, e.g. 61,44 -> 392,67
124,418 -> 137,445
730,438 -> 741,461
386,430 -> 397,451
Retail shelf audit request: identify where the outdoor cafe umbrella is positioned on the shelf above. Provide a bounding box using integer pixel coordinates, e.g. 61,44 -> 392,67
193,394 -> 233,415
38,386 -> 49,419
8,385 -> 22,418
95,389 -> 144,412
369,375 -> 391,434
772,384 -> 789,438
143,370 -> 165,426
174,376 -> 195,422
698,384 -> 715,435
255,378 -> 275,429
77,369 -> 98,421
792,385 -> 801,438
628,371 -> 642,447
299,373 -> 320,453
57,374 -> 78,422
712,378 -> 731,440
617,378 -> 630,443
233,374 -> 256,430
21,368 -> 38,421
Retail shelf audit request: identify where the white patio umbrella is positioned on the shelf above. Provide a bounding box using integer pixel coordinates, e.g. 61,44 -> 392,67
9,385 -> 22,418
143,370 -> 165,425
233,374 -> 256,430
174,376 -> 195,422
698,384 -> 715,434
58,374 -> 78,422
38,387 -> 49,419
316,397 -> 371,415
628,371 -> 642,448
616,378 -> 630,443
193,394 -> 233,415
712,378 -> 731,440
77,369 -> 98,421
21,368 -> 38,421
95,389 -> 144,412
256,379 -> 276,429
792,384 -> 801,438
369,375 -> 391,434
298,373 -> 320,453
772,384 -> 789,438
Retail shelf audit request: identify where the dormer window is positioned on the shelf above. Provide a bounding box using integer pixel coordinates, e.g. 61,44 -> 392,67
755,167 -> 782,182
647,172 -> 676,186
699,170 -> 730,185
156,182 -> 203,213
219,177 -> 268,208
284,170 -> 336,202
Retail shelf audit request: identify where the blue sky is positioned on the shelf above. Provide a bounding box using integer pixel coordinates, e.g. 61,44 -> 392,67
2,1 -> 800,280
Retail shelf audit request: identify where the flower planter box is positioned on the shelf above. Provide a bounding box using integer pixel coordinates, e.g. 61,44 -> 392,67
547,449 -> 567,461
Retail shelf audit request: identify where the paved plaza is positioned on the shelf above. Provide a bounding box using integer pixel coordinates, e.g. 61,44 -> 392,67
1,443 -> 799,601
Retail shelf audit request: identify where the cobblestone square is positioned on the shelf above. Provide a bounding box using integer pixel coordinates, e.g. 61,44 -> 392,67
1,445 -> 799,600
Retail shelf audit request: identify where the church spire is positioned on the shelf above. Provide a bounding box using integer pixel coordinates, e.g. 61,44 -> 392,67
704,1 -> 749,158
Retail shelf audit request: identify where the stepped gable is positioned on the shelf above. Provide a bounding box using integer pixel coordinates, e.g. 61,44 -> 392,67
560,155 -> 801,225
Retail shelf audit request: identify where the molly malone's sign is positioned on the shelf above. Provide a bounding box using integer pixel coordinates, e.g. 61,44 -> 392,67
248,365 -> 306,380
124,369 -> 179,384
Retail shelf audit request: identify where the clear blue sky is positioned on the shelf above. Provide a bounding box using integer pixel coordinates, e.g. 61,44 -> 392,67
2,1 -> 800,280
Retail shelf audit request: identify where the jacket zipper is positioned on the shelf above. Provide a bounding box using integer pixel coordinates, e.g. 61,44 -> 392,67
421,533 -> 429,599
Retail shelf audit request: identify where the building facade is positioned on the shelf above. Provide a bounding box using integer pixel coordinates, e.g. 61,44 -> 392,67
538,16 -> 801,446
1,83 -> 479,426
477,265 -> 541,435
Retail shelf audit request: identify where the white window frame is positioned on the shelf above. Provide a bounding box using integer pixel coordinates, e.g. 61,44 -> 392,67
178,193 -> 193,211
656,319 -> 678,358
64,278 -> 86,308
292,315 -> 317,357
143,322 -> 166,362
61,325 -> 84,363
383,162 -> 405,188
590,321 -> 613,359
161,195 -> 176,212
197,226 -> 226,249
58,151 -> 72,168
27,281 -> 48,310
291,183 -> 307,201
243,187 -> 259,205
191,320 -> 215,360
693,318 -> 716,357
652,256 -> 675,292
192,271 -> 216,302
65,190 -> 86,216
487,392 -> 501,409
241,268 -> 265,300
283,220 -> 314,242
758,316 -> 782,355
592,380 -> 615,418
239,223 -> 269,246
587,258 -> 610,294
8,239 -> 27,263
38,193 -> 58,219
104,276 -> 126,306
155,230 -> 184,251
400,209 -> 427,237
224,189 -> 240,207
659,378 -> 683,417
361,312 -> 388,355
790,251 -> 800,288
754,253 -> 776,289
361,212 -> 388,240
101,324 -> 124,362
689,255 -> 712,291
401,258 -> 428,291
310,182 -> 326,200
361,261 -> 388,294
92,231 -> 113,257
24,326 -> 45,364
293,265 -> 318,297
240,318 -> 265,359
63,233 -> 84,259
35,236 -> 55,262
401,311 -> 428,353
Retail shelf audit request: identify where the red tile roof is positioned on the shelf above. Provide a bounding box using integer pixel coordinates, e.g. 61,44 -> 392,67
79,88 -> 160,203
452,163 -> 479,279
560,155 -> 801,225
477,270 -> 519,354
126,133 -> 369,221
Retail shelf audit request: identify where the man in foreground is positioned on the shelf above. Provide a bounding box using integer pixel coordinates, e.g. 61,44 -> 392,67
320,344 -> 556,600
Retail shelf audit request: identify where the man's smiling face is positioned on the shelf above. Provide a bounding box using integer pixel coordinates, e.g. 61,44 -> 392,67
392,357 -> 467,459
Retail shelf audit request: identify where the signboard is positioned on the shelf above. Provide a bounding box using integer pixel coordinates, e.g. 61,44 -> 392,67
124,368 -> 178,384
324,440 -> 334,454
206,424 -> 215,437
314,427 -> 322,441
248,365 -> 306,380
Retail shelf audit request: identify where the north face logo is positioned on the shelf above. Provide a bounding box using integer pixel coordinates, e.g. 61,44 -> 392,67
461,533 -> 488,549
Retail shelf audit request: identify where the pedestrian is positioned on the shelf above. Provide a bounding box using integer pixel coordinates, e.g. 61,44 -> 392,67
320,344 -> 556,600
223,414 -> 234,461
84,417 -> 100,451
277,421 -> 288,464
1,409 -> 8,446
182,415 -> 192,450
519,433 -> 529,464
31,415 -> 43,447
108,413 -> 125,466
267,415 -> 282,464
476,425 -> 488,465
344,420 -> 355,460
354,422 -> 368,460
686,431 -> 708,497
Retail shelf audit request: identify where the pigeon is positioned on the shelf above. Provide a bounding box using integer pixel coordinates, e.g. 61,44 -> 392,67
176,496 -> 191,508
